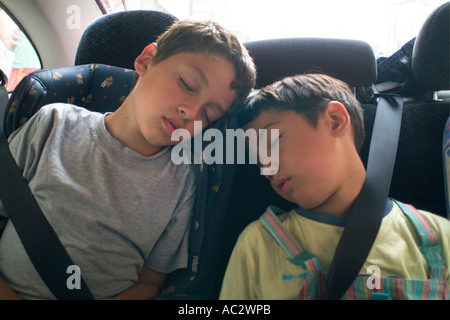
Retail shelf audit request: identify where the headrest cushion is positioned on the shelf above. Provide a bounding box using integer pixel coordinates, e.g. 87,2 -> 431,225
412,2 -> 450,90
244,38 -> 377,88
75,10 -> 178,69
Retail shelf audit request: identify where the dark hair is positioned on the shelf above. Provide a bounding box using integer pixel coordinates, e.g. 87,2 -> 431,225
133,20 -> 256,110
238,73 -> 365,152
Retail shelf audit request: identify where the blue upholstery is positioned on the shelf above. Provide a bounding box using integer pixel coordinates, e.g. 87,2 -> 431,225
4,64 -> 136,137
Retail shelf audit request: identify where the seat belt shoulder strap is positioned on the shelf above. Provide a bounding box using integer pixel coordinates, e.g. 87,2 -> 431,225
325,96 -> 404,300
0,76 -> 93,300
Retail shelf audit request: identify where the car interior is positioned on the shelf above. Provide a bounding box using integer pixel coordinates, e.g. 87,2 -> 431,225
0,0 -> 448,300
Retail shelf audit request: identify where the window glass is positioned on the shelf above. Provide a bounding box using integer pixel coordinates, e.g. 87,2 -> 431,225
0,8 -> 41,92
98,0 -> 447,56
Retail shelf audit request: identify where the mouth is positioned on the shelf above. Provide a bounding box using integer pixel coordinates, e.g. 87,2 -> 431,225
163,118 -> 180,136
273,178 -> 290,193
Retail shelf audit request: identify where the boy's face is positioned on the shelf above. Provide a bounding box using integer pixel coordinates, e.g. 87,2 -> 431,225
131,43 -> 236,153
244,106 -> 357,215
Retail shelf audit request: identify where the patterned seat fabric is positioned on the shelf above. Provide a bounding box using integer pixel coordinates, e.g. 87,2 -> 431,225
4,64 -> 136,137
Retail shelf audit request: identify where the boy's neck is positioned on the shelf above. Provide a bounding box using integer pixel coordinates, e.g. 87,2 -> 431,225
104,101 -> 164,157
316,155 -> 367,217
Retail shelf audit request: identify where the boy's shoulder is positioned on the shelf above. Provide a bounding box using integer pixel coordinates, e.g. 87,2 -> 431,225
391,200 -> 450,229
19,103 -> 96,129
9,103 -> 101,143
413,206 -> 450,238
235,207 -> 294,246
37,103 -> 96,118
388,201 -> 450,251
33,103 -> 104,130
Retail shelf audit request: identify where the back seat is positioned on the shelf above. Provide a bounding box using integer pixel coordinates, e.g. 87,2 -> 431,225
1,4 -> 448,300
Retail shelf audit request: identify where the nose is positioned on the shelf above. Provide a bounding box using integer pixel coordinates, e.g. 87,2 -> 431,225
177,103 -> 202,122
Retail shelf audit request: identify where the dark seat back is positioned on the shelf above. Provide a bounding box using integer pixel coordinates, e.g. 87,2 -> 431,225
245,37 -> 377,88
389,1 -> 449,217
75,10 -> 178,69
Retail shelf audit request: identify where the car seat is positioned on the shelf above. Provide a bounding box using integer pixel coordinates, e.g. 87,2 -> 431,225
3,64 -> 136,138
75,10 -> 178,69
389,1 -> 449,217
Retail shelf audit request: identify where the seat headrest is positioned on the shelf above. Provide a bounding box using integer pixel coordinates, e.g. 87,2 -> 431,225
75,10 -> 178,69
412,2 -> 450,91
244,38 -> 377,88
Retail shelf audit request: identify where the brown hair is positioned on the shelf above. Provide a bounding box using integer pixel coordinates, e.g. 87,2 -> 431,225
133,20 -> 256,110
238,73 -> 365,152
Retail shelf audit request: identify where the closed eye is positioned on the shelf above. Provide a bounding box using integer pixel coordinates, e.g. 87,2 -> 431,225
264,130 -> 282,151
271,132 -> 282,147
180,77 -> 194,93
203,108 -> 211,124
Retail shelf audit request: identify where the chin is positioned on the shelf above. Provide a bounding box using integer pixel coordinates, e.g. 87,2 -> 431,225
294,197 -> 324,211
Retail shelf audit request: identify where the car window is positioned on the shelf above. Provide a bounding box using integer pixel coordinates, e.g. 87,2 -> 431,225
0,8 -> 41,92
98,0 -> 447,57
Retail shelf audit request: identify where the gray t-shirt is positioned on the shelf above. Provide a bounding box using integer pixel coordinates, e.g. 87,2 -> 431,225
0,104 -> 196,299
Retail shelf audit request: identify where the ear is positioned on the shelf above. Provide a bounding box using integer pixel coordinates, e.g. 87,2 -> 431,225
324,101 -> 351,137
134,43 -> 158,76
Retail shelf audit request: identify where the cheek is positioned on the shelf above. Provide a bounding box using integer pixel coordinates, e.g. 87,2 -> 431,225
183,121 -> 205,138
286,145 -> 335,188
137,75 -> 177,105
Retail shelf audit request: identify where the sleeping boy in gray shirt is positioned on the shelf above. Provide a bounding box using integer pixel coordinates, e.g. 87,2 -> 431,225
0,19 -> 256,299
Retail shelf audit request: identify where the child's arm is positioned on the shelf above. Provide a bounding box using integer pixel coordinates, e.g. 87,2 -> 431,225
111,266 -> 167,300
1,267 -> 166,300
0,276 -> 21,300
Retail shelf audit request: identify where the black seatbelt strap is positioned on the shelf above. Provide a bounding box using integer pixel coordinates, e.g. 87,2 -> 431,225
325,95 -> 403,300
0,72 -> 93,300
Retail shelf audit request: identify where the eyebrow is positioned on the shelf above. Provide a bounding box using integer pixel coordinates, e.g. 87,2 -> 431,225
190,65 -> 208,85
257,122 -> 280,140
263,122 -> 280,129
